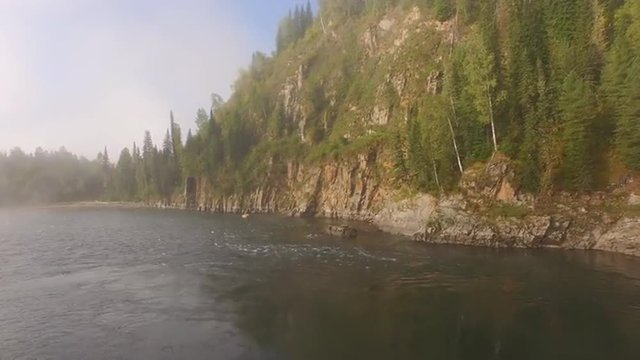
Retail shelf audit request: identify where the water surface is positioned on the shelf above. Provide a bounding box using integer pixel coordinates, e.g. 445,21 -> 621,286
1,207 -> 639,359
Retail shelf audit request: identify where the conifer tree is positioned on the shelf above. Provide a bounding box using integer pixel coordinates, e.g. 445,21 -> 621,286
558,72 -> 596,190
615,61 -> 640,170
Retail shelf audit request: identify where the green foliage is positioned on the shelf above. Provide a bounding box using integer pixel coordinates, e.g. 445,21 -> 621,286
605,1 -> 640,170
487,203 -> 532,219
516,112 -> 542,192
460,27 -> 500,151
558,72 -> 596,190
276,1 -> 314,53
0,148 -> 104,206
114,148 -> 136,200
7,0 -> 640,206
434,0 -> 453,21
614,61 -> 640,170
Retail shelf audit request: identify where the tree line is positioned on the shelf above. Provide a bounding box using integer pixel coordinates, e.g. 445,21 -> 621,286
0,148 -> 105,206
3,0 -> 640,206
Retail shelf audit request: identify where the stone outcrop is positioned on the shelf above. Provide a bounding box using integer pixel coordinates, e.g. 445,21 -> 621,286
326,225 -> 358,239
374,194 -> 437,236
594,218 -> 640,256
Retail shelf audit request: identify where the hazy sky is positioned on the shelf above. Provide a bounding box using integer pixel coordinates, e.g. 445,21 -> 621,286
0,0 -> 313,158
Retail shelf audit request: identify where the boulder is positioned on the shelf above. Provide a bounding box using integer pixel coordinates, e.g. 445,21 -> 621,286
374,194 -> 437,236
460,153 -> 519,204
494,216 -> 551,248
594,218 -> 640,256
326,225 -> 358,239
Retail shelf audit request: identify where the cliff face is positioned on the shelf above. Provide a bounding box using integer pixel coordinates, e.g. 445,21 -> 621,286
169,4 -> 640,257
189,148 -> 404,225
177,152 -> 640,258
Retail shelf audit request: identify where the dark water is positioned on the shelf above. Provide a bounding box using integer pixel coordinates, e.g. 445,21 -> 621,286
1,208 -> 640,360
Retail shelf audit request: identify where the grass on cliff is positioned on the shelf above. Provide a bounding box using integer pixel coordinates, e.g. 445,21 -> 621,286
603,203 -> 640,217
305,131 -> 393,163
487,203 -> 532,219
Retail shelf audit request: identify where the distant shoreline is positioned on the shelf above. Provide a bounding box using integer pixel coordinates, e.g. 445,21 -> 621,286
1,201 -> 151,210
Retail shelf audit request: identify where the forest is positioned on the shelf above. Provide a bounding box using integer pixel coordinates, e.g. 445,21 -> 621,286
1,0 -> 639,205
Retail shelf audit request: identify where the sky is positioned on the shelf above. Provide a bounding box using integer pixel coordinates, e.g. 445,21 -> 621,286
0,0 -> 314,158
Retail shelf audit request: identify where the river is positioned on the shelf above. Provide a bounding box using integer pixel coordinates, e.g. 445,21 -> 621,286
0,207 -> 639,359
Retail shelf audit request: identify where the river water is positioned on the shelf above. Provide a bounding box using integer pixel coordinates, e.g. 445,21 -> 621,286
0,207 -> 639,359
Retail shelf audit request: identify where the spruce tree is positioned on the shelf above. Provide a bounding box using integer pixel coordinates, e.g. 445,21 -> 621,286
558,72 -> 596,190
615,61 -> 640,170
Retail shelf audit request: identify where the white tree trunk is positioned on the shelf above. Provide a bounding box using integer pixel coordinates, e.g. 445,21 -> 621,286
447,116 -> 464,175
432,160 -> 442,192
488,94 -> 498,153
448,97 -> 464,174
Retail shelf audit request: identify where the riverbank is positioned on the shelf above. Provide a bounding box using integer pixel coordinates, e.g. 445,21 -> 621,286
37,201 -> 149,209
37,192 -> 640,259
35,154 -> 640,259
163,155 -> 640,258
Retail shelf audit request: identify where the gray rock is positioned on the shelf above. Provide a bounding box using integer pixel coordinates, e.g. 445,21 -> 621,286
494,216 -> 550,248
374,194 -> 437,236
594,218 -> 640,256
326,225 -> 358,239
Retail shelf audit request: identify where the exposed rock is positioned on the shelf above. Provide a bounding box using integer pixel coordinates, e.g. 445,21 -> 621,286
496,178 -> 516,203
494,216 -> 550,248
542,216 -> 572,246
389,73 -> 406,97
594,218 -> 640,257
460,153 -> 521,205
177,14 -> 640,259
378,18 -> 395,32
371,105 -> 390,126
326,225 -> 358,239
280,64 -> 308,142
404,6 -> 421,24
374,194 -> 437,236
362,27 -> 378,55
426,70 -> 443,95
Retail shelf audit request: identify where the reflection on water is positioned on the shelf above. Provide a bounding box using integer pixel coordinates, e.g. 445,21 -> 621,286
0,208 -> 639,359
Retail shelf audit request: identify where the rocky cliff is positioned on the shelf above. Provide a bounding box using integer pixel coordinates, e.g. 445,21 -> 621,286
166,4 -> 640,258
172,151 -> 640,258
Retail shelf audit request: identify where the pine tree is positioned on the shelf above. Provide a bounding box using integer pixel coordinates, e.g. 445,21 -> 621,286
615,61 -> 640,170
558,72 -> 596,190
163,130 -> 173,157
305,0 -> 314,27
141,131 -> 155,200
115,148 -> 135,200
517,112 -> 541,192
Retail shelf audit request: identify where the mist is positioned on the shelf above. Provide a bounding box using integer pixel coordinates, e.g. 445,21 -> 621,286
0,0 -> 297,158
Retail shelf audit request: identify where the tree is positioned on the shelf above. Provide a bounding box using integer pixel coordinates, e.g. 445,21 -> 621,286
462,27 -> 500,153
615,61 -> 640,170
170,111 -> 183,160
141,131 -> 156,200
195,108 -> 209,133
276,3 -> 314,53
558,72 -> 596,190
115,148 -> 135,200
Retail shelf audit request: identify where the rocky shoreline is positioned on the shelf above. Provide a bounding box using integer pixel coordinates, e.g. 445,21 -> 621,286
148,155 -> 640,258
42,156 -> 640,258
